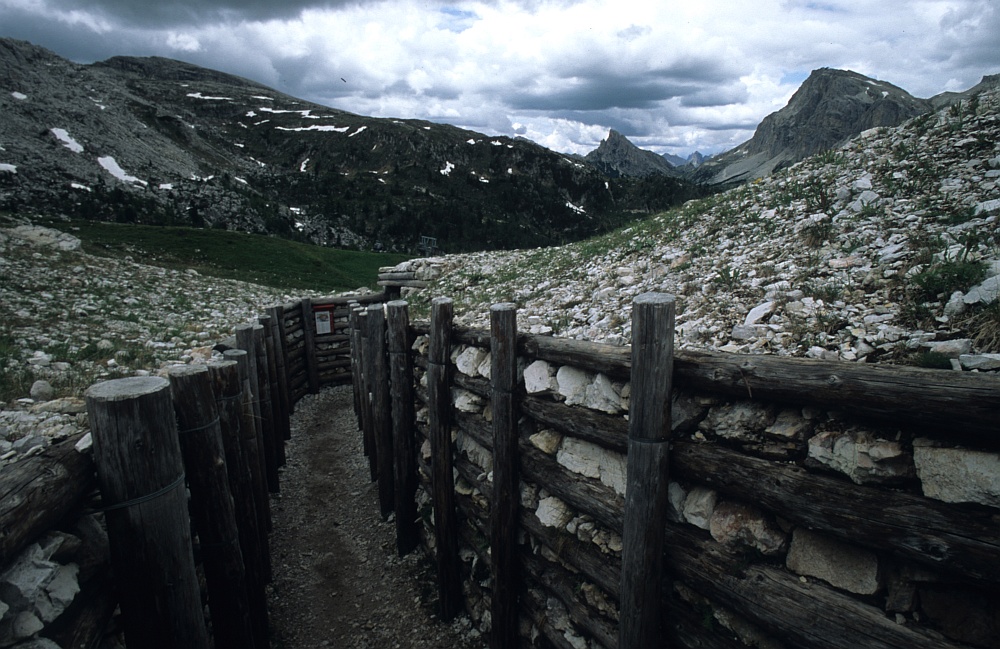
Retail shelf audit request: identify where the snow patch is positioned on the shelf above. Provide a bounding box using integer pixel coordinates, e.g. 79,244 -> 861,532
51,128 -> 84,153
566,201 -> 586,214
245,110 -> 257,118
348,126 -> 368,137
440,161 -> 455,176
276,125 -> 350,133
11,91 -> 27,100
491,141 -> 503,146
300,158 -> 310,172
71,183 -> 92,191
98,156 -> 147,185
235,177 -> 248,185
186,92 -> 232,101
159,183 -> 174,190
251,95 -> 274,101
467,138 -> 477,145
0,163 -> 18,174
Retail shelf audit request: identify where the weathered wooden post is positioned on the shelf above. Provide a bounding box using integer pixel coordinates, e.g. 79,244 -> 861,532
368,302 -> 395,519
252,324 -> 280,492
259,313 -> 287,469
387,300 -> 418,556
358,309 -> 378,481
489,303 -> 520,649
168,365 -> 256,649
224,348 -> 273,576
349,302 -> 364,430
270,303 -> 295,423
85,376 -> 209,649
301,297 -> 321,394
210,359 -> 269,648
428,296 -> 462,621
619,292 -> 675,649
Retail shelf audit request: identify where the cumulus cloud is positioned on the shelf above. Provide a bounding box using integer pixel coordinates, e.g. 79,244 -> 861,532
1,0 -> 998,157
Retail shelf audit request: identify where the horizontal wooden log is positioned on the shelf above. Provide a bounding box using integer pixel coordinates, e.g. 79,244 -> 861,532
410,323 -> 1000,443
0,433 -> 95,565
378,271 -> 418,281
521,395 -> 628,453
317,358 -> 353,372
665,523 -> 968,649
314,332 -> 350,345
311,293 -> 387,309
377,279 -> 430,289
672,441 -> 1000,585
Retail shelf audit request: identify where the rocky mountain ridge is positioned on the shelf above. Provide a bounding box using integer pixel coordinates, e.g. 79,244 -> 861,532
0,38 -> 702,254
392,88 -> 1000,371
692,68 -> 936,186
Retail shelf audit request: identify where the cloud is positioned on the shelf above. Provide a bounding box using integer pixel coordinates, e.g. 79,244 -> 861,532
1,0 -> 998,158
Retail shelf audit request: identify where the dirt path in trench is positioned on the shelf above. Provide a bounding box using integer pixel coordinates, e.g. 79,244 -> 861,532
265,385 -> 487,649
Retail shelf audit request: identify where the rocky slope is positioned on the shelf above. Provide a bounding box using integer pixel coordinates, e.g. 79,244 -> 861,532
0,38 -> 701,254
396,88 -> 1000,370
693,68 -> 938,186
0,216 -> 337,467
584,129 -> 678,178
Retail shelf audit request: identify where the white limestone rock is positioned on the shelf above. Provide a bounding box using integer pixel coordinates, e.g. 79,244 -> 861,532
786,528 -> 881,595
523,360 -> 557,394
556,366 -> 591,406
709,501 -> 788,556
807,429 -> 913,484
454,346 -> 488,377
556,438 -> 627,496
699,401 -> 777,442
913,439 -> 1000,507
681,487 -> 717,530
536,496 -> 574,529
958,353 -> 1000,371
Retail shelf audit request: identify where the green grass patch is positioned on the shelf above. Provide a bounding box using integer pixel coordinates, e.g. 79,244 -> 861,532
48,220 -> 408,293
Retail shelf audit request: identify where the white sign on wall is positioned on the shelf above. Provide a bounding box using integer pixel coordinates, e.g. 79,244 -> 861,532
315,310 -> 332,335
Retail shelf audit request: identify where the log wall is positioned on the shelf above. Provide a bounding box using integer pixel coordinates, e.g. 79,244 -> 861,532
354,296 -> 1000,649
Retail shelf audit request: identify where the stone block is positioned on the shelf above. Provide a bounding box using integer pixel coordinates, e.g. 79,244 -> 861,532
681,487 -> 717,530
536,496 -> 574,529
913,440 -> 1000,507
709,501 -> 788,556
454,346 -> 488,377
786,528 -> 880,595
556,438 -> 627,496
556,365 -> 590,405
523,360 -> 556,394
806,428 -> 913,484
765,408 -> 814,440
699,401 -> 777,442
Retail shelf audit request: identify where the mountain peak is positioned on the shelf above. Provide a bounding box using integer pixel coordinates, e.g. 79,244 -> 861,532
585,129 -> 676,178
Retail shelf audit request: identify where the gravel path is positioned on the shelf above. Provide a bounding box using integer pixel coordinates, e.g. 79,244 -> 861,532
266,385 -> 487,649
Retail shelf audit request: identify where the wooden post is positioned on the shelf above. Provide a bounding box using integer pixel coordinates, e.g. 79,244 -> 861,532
270,303 -> 295,423
224,348 -> 273,577
368,302 -> 395,519
209,360 -> 270,648
489,303 -> 520,649
349,302 -> 363,429
259,314 -> 286,468
428,296 -> 462,621
358,309 -> 378,481
84,377 -> 209,649
252,324 -> 280,492
235,327 -> 275,527
387,300 -> 418,556
619,292 -> 676,649
301,297 -> 321,394
167,365 -> 256,649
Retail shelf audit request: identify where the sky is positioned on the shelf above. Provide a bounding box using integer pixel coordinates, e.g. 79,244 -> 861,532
2,0 -> 998,158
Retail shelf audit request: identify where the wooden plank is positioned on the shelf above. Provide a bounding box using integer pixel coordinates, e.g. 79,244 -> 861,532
268,303 -> 293,431
0,433 -> 94,566
378,279 -> 430,288
428,296 -> 463,621
168,365 -> 256,649
489,303 -> 520,649
312,293 -> 387,308
665,523 -> 968,649
368,302 -> 395,519
259,313 -> 286,469
234,328 -> 274,532
671,441 -> 1000,585
378,271 -> 418,281
349,305 -> 364,431
85,377 -> 209,649
387,300 -> 419,556
521,395 -> 628,453
620,293 -> 675,649
252,324 -> 279,493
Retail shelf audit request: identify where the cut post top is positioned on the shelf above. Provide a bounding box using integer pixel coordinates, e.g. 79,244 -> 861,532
85,376 -> 169,402
633,292 -> 675,306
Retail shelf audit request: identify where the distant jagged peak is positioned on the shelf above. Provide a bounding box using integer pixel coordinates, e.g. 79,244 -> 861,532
585,129 -> 677,178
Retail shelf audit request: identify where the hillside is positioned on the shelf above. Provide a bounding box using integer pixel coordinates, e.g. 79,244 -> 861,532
0,38 -> 705,254
398,88 -> 1000,369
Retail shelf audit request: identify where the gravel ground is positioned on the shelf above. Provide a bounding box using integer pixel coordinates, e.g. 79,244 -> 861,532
266,385 -> 487,649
